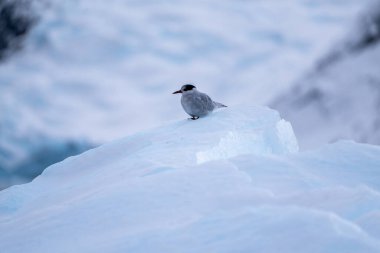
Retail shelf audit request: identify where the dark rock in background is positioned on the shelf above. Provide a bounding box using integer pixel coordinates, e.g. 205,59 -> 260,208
0,0 -> 36,60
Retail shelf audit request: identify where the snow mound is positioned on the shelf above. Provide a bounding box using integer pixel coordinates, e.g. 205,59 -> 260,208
1,106 -> 380,253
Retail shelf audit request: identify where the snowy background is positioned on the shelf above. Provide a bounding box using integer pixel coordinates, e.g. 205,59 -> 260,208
0,1 -> 379,187
272,0 -> 380,149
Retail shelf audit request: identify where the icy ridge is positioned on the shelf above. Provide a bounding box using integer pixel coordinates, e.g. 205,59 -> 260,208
1,106 -> 380,253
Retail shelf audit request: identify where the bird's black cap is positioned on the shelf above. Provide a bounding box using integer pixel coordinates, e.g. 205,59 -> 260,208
182,84 -> 196,91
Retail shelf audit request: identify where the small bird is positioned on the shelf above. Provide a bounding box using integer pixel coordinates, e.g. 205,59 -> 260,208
173,84 -> 227,120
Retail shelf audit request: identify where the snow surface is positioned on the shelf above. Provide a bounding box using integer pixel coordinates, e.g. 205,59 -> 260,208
1,106 -> 380,253
0,0 -> 372,188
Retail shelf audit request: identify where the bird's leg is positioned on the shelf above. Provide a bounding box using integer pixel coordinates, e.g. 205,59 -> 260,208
189,116 -> 199,120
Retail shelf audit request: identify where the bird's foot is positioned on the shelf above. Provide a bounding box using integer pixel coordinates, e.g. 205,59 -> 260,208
189,116 -> 199,120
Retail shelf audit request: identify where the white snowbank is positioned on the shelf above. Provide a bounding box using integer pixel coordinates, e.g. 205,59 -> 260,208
1,106 -> 380,253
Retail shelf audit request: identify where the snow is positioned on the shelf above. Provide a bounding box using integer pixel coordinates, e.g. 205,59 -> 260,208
0,0 -> 372,188
1,106 -> 380,253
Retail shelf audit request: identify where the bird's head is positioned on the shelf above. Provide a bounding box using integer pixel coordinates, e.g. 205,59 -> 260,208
172,84 -> 197,94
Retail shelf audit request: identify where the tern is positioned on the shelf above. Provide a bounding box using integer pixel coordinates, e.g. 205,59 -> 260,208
173,84 -> 227,120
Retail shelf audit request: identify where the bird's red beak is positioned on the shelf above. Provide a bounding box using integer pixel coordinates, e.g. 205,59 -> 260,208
172,90 -> 182,94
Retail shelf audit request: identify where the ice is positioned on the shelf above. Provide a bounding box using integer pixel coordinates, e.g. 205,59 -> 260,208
1,106 -> 380,253
196,118 -> 298,164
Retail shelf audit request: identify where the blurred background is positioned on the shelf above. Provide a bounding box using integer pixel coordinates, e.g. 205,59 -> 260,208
1,0 -> 379,189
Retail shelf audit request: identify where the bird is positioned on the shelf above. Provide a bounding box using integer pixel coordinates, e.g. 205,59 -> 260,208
172,84 -> 227,120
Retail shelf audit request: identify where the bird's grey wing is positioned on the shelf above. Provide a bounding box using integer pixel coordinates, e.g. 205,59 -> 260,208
198,93 -> 215,111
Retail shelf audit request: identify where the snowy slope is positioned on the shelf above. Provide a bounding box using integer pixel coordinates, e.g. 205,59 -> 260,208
1,106 -> 380,253
272,1 -> 380,149
0,0 -> 371,188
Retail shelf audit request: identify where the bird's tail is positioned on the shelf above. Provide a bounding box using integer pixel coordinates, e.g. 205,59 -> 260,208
214,102 -> 227,108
